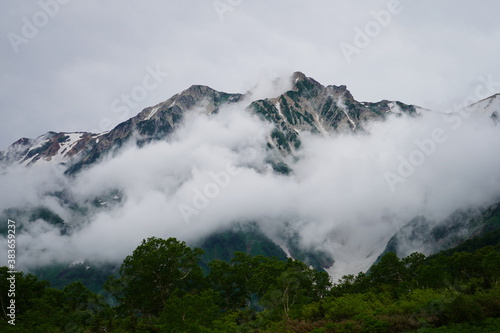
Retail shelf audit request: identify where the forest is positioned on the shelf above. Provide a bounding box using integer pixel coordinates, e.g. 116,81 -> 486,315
1,229 -> 499,333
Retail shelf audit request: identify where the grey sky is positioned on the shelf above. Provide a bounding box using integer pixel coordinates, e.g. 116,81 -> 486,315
1,0 -> 499,150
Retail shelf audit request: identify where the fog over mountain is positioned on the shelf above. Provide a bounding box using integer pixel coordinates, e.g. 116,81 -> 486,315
1,73 -> 499,280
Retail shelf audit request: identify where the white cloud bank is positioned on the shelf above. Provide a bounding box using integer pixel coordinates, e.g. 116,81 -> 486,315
1,90 -> 500,280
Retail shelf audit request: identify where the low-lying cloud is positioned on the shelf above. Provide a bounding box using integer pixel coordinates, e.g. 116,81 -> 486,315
1,91 -> 500,280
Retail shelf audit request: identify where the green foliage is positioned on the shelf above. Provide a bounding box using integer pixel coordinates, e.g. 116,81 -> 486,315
280,95 -> 295,125
271,129 -> 289,149
2,233 -> 499,332
250,100 -> 275,122
412,318 -> 500,332
0,269 -> 112,332
117,237 -> 205,317
159,289 -> 221,332
271,161 -> 292,175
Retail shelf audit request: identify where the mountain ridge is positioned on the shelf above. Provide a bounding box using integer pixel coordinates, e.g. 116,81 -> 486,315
0,72 -> 424,173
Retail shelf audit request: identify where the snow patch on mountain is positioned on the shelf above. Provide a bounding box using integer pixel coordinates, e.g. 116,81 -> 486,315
387,101 -> 402,114
145,106 -> 160,120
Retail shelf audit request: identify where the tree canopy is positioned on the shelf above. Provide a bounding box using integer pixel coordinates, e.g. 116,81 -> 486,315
1,231 -> 499,332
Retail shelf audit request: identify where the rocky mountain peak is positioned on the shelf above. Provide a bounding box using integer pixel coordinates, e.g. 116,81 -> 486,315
291,71 -> 306,81
290,71 -> 323,94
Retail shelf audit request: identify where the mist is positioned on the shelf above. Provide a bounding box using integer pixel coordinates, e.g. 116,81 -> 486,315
1,89 -> 500,279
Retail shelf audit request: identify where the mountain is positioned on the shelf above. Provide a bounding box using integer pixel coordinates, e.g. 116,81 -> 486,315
374,200 -> 500,265
0,85 -> 243,173
0,72 -> 421,173
1,72 -> 499,291
3,73 -> 498,172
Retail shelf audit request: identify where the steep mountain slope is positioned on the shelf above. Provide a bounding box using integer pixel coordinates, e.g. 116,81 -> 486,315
378,200 -> 500,261
0,131 -> 94,168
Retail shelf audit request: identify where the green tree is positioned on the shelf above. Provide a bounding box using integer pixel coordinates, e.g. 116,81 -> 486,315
208,258 -> 249,310
482,250 -> 500,287
159,289 -> 221,332
369,252 -> 407,287
403,252 -> 426,277
20,288 -> 66,332
256,258 -> 331,319
0,267 -> 48,321
115,237 -> 205,318
62,281 -> 110,331
208,252 -> 281,310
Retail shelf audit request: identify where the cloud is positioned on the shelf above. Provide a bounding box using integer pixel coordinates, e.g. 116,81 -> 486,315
1,85 -> 500,279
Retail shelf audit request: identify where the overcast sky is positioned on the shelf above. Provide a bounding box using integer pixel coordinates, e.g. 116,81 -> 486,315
1,0 -> 499,150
